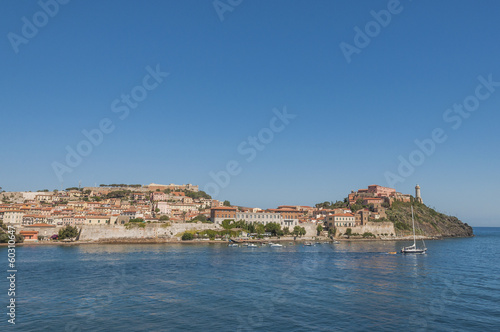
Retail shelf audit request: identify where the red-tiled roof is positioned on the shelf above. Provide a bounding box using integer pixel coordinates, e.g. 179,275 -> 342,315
268,209 -> 300,213
329,213 -> 355,217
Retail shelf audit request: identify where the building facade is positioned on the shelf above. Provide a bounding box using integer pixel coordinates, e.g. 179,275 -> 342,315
325,213 -> 356,228
367,185 -> 396,197
3,210 -> 24,225
210,207 -> 237,224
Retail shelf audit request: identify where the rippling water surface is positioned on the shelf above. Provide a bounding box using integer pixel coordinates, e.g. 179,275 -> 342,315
1,227 -> 499,331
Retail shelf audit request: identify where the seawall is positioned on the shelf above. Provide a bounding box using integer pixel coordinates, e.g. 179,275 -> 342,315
79,223 -> 223,241
336,222 -> 395,237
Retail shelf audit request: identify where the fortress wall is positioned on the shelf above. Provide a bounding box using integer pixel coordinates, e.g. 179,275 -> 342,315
79,223 -> 222,241
336,222 -> 395,236
301,223 -> 319,237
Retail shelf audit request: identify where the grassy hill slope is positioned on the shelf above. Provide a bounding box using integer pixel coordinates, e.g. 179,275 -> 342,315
384,201 -> 474,238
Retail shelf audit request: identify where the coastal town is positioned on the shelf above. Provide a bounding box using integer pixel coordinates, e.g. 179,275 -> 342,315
0,183 -> 428,243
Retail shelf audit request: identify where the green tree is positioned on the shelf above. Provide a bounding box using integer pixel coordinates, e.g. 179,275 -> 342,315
265,222 -> 282,236
58,226 -> 79,240
200,229 -> 218,240
316,224 -> 323,236
255,224 -> 265,235
190,214 -> 208,223
129,218 -> 144,223
333,200 -> 348,208
244,222 -> 255,234
0,233 -> 22,243
0,233 -> 9,243
223,200 -> 231,206
105,190 -> 131,199
159,215 -> 170,221
345,228 -> 352,238
183,190 -> 211,200
221,219 -> 234,229
0,222 -> 24,243
293,226 -> 301,237
315,201 -> 331,209
315,200 -> 349,210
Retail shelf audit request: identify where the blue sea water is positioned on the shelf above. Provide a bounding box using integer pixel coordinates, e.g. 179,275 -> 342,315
1,227 -> 499,331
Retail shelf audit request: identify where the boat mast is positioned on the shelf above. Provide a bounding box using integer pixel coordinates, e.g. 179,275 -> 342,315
411,205 -> 416,246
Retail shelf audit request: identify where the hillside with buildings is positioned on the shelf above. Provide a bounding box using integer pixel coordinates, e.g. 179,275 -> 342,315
326,184 -> 474,238
0,182 -> 473,242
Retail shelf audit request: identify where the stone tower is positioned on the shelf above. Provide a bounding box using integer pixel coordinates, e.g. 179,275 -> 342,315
415,184 -> 423,203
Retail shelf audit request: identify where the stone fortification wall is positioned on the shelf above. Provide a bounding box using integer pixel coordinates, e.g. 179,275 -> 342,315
79,223 -> 222,241
336,222 -> 395,237
301,223 -> 319,237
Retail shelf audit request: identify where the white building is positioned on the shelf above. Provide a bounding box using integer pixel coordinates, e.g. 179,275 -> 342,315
85,216 -> 111,225
168,203 -> 201,213
235,212 -> 299,228
36,194 -> 59,202
325,213 -> 356,228
3,210 -> 24,225
22,192 -> 39,201
157,202 -> 172,215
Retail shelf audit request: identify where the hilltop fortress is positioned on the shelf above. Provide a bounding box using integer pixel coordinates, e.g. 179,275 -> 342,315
348,184 -> 417,206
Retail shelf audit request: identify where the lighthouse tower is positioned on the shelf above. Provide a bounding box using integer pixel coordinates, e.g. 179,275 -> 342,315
415,184 -> 423,203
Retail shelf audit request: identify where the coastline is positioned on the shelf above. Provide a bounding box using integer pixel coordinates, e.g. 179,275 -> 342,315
0,233 -> 474,247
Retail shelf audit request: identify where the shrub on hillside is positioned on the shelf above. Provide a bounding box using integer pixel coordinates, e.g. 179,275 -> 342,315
181,232 -> 194,241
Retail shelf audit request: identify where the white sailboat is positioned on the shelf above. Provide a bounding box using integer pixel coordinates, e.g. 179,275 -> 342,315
401,206 -> 427,254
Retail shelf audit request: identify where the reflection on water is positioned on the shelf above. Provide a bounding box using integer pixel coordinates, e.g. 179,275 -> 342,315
1,229 -> 499,331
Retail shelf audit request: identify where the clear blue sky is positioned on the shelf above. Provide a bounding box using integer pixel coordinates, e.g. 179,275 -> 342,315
1,0 -> 499,226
